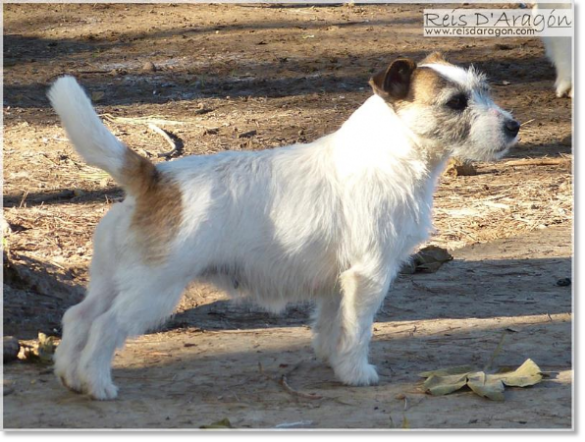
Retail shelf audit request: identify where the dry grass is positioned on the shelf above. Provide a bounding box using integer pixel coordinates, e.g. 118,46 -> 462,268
432,160 -> 572,250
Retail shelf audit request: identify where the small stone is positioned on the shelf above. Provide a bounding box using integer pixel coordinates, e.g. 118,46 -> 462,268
142,61 -> 156,72
556,278 -> 571,287
3,337 -> 20,363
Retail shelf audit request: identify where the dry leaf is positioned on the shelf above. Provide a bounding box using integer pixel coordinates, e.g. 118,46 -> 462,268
401,246 -> 453,274
466,372 -> 506,401
424,373 -> 468,396
37,333 -> 56,364
420,359 -> 543,401
444,157 -> 477,176
17,332 -> 56,365
492,359 -> 543,387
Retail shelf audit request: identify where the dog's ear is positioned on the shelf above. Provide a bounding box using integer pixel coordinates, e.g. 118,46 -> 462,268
369,58 -> 417,101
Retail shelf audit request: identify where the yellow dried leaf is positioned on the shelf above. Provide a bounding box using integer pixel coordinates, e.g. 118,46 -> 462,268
420,359 -> 544,401
467,372 -> 506,401
492,358 -> 543,387
423,373 -> 468,396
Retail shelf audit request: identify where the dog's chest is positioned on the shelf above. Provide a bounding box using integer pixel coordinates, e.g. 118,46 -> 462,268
366,171 -> 436,259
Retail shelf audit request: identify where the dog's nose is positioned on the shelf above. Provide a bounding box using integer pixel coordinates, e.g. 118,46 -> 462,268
504,119 -> 520,138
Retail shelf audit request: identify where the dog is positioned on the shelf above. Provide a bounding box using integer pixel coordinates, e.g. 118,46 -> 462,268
48,52 -> 519,400
534,2 -> 573,98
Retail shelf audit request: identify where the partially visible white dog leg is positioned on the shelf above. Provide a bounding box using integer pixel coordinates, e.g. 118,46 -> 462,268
542,36 -> 573,98
312,295 -> 342,364
54,204 -> 123,393
329,265 -> 392,386
54,281 -> 117,393
76,275 -> 187,400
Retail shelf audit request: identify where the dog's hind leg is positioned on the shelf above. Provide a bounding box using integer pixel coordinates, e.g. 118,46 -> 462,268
328,264 -> 393,386
543,36 -> 573,98
76,271 -> 187,400
54,279 -> 117,393
312,294 -> 342,364
54,207 -> 123,393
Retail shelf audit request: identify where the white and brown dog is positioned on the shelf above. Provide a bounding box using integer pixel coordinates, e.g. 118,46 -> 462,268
48,52 -> 519,400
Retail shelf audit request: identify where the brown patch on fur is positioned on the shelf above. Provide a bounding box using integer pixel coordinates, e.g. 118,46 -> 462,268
122,149 -> 183,265
401,67 -> 448,105
389,53 -> 457,106
121,148 -> 159,196
371,54 -> 455,108
420,51 -> 452,66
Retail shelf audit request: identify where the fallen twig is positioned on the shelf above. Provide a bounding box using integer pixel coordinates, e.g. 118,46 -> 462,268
147,123 -> 184,159
278,363 -> 322,400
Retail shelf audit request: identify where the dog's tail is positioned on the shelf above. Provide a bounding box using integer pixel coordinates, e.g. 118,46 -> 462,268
48,76 -> 156,196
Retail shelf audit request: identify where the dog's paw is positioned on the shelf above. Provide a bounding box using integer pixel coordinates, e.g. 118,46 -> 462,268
556,80 -> 573,98
86,381 -> 119,401
333,360 -> 380,386
54,351 -> 83,393
57,374 -> 83,394
78,366 -> 119,400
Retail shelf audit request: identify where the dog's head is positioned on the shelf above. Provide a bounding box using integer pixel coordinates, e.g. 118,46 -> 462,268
369,52 -> 519,161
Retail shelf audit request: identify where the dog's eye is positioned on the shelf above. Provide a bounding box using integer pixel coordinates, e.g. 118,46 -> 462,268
446,95 -> 468,111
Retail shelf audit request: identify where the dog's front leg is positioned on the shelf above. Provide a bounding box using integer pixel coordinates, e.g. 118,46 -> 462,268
328,265 -> 392,386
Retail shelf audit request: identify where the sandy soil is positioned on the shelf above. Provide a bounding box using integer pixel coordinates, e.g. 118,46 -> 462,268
3,3 -> 572,429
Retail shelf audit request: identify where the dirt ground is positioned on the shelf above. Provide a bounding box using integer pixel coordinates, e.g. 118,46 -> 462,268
2,3 -> 572,430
